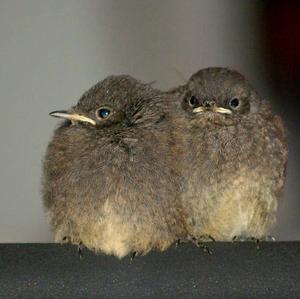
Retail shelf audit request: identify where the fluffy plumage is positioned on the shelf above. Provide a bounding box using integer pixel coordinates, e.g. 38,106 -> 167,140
169,67 -> 288,241
43,69 -> 288,257
43,75 -> 187,258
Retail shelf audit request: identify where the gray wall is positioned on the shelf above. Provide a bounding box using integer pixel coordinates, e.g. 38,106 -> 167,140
0,0 -> 298,242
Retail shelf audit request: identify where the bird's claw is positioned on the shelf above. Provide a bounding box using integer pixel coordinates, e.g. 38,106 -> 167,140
130,251 -> 137,264
232,235 -> 275,249
198,234 -> 216,242
175,239 -> 182,248
189,236 -> 213,255
77,242 -> 83,260
61,236 -> 71,244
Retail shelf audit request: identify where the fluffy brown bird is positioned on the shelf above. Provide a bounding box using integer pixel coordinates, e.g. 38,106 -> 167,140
42,75 -> 187,258
169,67 -> 288,242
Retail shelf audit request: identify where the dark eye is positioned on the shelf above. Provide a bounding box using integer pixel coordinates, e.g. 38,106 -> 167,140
97,108 -> 111,119
228,98 -> 239,109
189,96 -> 198,107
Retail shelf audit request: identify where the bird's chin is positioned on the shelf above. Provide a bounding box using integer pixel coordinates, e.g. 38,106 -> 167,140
192,111 -> 237,127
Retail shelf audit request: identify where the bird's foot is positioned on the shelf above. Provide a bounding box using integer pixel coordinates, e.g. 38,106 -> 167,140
232,235 -> 275,249
232,235 -> 249,242
198,234 -> 216,242
175,239 -> 185,248
130,251 -> 137,264
77,242 -> 83,260
255,235 -> 276,249
61,236 -> 71,244
201,244 -> 213,255
188,236 -> 213,255
175,238 -> 190,248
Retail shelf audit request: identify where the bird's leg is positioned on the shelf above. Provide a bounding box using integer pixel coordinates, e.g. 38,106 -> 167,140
77,242 -> 83,260
175,239 -> 182,248
232,235 -> 247,242
188,236 -> 213,255
130,251 -> 137,264
200,243 -> 213,255
232,235 -> 259,248
232,235 -> 275,249
194,234 -> 215,254
175,238 -> 189,248
61,236 -> 70,244
198,234 -> 216,242
249,237 -> 261,249
253,235 -> 276,249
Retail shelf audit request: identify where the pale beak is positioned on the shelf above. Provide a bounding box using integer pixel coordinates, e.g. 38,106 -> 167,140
193,106 -> 232,114
49,110 -> 96,125
213,107 -> 232,115
193,106 -> 204,113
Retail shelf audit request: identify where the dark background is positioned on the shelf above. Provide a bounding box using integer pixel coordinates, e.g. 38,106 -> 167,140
0,0 -> 299,241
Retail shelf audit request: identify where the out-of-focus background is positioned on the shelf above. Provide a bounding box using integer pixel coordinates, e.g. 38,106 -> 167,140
0,0 -> 299,242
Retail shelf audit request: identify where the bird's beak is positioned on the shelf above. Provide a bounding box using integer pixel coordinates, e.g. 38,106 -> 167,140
213,107 -> 232,114
193,106 -> 232,115
49,110 -> 96,125
193,106 -> 204,113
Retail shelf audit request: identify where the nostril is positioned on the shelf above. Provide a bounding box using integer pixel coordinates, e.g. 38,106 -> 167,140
203,100 -> 215,107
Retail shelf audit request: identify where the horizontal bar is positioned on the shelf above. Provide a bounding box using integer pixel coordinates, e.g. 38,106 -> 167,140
0,242 -> 299,298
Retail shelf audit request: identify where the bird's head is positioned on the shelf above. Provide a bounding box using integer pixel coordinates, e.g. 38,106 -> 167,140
49,75 -> 167,136
176,67 -> 263,127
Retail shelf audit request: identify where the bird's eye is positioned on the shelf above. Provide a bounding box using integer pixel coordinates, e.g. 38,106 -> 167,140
96,108 -> 111,119
228,98 -> 240,109
189,96 -> 198,107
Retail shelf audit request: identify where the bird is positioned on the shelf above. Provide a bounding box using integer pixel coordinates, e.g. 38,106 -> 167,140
168,67 -> 288,242
42,75 -> 187,258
